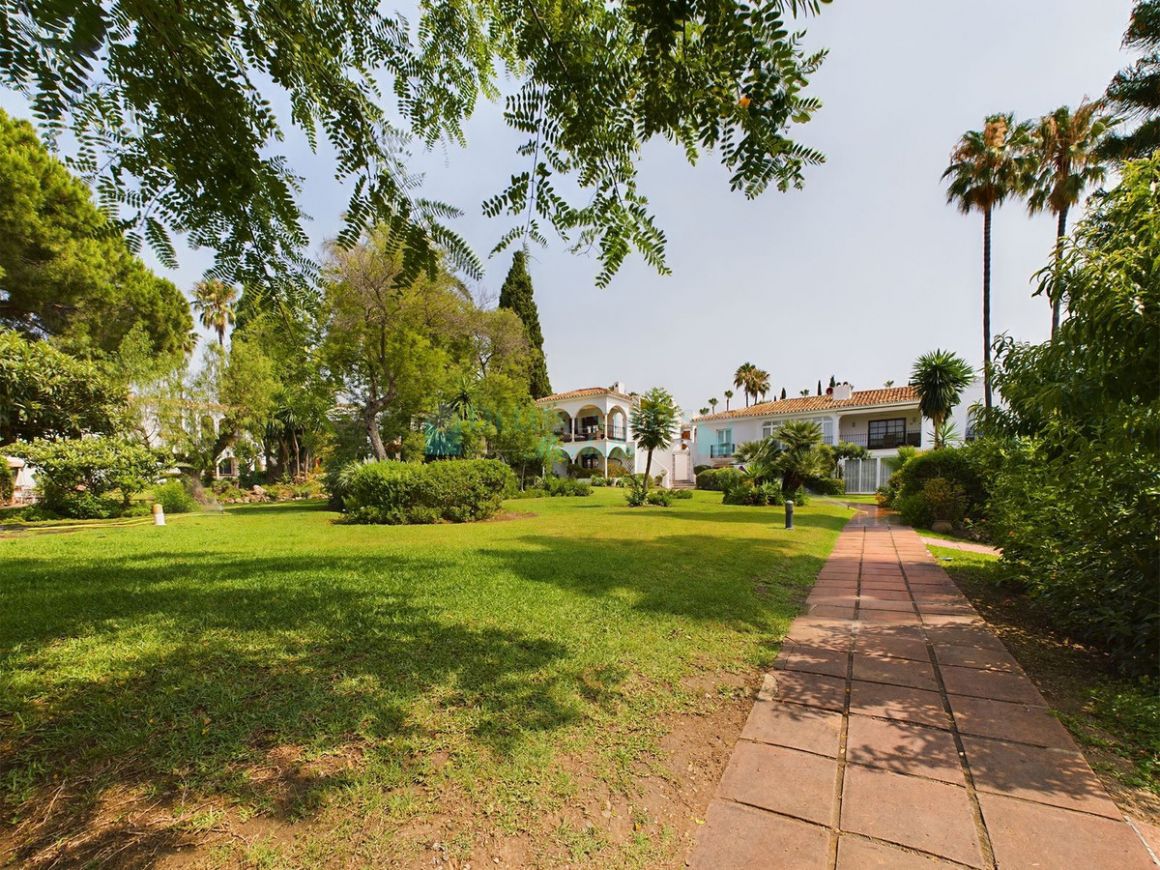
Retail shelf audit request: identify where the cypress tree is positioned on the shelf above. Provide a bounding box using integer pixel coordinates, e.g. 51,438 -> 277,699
780,387 -> 787,400
817,379 -> 822,395
498,250 -> 552,399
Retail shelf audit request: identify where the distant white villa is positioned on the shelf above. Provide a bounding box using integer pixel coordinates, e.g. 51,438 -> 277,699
535,383 -> 695,486
692,381 -> 983,493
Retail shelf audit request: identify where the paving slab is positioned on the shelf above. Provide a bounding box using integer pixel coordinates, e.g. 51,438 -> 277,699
845,715 -> 965,784
717,741 -> 838,825
841,765 -> 984,867
741,699 -> 844,757
947,695 -> 1075,749
961,735 -> 1121,818
689,519 -> 1154,870
979,792 -> 1157,870
688,799 -> 830,870
836,836 -> 963,868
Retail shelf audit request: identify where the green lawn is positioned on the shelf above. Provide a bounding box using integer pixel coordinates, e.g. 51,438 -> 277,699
0,490 -> 851,868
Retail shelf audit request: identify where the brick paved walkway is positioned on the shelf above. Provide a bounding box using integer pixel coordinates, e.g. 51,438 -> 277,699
690,514 -> 1158,869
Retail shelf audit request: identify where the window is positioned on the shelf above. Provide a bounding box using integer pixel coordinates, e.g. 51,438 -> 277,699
580,453 -> 600,469
820,419 -> 834,445
761,420 -> 778,438
867,418 -> 907,449
716,428 -> 732,445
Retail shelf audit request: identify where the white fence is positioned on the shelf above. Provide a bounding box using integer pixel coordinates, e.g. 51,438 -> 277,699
841,457 -> 892,494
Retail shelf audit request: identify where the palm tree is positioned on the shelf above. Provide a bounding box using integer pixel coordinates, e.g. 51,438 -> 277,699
1100,1 -> 1159,161
708,397 -> 718,413
724,389 -> 734,411
943,113 -> 1034,410
799,388 -> 810,396
1027,102 -> 1113,337
910,349 -> 975,449
775,420 -> 826,493
734,362 -> 757,406
698,406 -> 710,416
630,387 -> 680,491
749,368 -> 771,403
192,279 -> 239,347
884,379 -> 895,387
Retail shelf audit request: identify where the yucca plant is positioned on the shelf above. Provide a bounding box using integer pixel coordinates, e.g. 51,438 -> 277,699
910,349 -> 975,449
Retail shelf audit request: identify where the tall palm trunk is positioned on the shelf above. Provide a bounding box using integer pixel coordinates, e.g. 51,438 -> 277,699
643,449 -> 653,492
982,205 -> 993,411
1051,205 -> 1069,338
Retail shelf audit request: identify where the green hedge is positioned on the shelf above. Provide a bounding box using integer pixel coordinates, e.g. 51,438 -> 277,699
343,459 -> 516,524
696,467 -> 741,491
806,476 -> 844,496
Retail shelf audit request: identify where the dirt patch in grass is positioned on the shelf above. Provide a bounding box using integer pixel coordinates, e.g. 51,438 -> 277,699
483,510 -> 537,523
931,546 -> 1160,826
1,668 -> 757,869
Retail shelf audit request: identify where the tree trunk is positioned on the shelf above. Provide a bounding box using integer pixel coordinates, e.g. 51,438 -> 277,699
644,449 -> 653,492
365,410 -> 387,461
1051,205 -> 1069,338
982,206 -> 993,411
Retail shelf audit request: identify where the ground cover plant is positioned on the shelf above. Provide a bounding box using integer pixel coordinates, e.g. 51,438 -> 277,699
0,489 -> 850,867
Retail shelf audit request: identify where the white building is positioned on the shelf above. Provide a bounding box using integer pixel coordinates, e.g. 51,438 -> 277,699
692,381 -> 983,493
535,383 -> 695,487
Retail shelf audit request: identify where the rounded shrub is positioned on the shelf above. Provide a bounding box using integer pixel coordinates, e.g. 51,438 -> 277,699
897,447 -> 987,519
153,479 -> 199,514
343,458 -> 516,524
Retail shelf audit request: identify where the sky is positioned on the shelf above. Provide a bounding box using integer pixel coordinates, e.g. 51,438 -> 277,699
0,0 -> 1136,416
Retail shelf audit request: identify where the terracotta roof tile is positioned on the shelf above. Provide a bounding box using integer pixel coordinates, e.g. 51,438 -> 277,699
693,387 -> 918,422
536,386 -> 635,404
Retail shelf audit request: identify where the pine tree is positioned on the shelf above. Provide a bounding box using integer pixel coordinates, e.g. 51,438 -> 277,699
498,250 -> 552,399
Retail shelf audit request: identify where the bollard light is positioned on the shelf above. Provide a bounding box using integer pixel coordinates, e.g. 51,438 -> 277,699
785,499 -> 794,530
152,503 -> 166,526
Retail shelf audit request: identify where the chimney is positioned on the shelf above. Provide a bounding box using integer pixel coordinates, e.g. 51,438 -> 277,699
610,381 -> 627,394
832,382 -> 853,401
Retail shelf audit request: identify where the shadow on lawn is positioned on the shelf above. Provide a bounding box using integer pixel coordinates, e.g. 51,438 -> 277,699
0,517 -> 838,867
0,553 -> 577,867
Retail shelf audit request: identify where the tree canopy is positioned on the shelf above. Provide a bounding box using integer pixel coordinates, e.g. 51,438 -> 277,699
0,110 -> 192,358
984,154 -> 1159,673
0,329 -> 127,444
498,251 -> 551,399
0,0 -> 829,298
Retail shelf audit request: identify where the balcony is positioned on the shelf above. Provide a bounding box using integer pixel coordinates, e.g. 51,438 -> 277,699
710,443 -> 735,458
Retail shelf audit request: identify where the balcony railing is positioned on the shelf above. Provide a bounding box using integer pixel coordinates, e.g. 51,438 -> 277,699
710,443 -> 735,458
555,427 -> 629,443
863,431 -> 921,450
